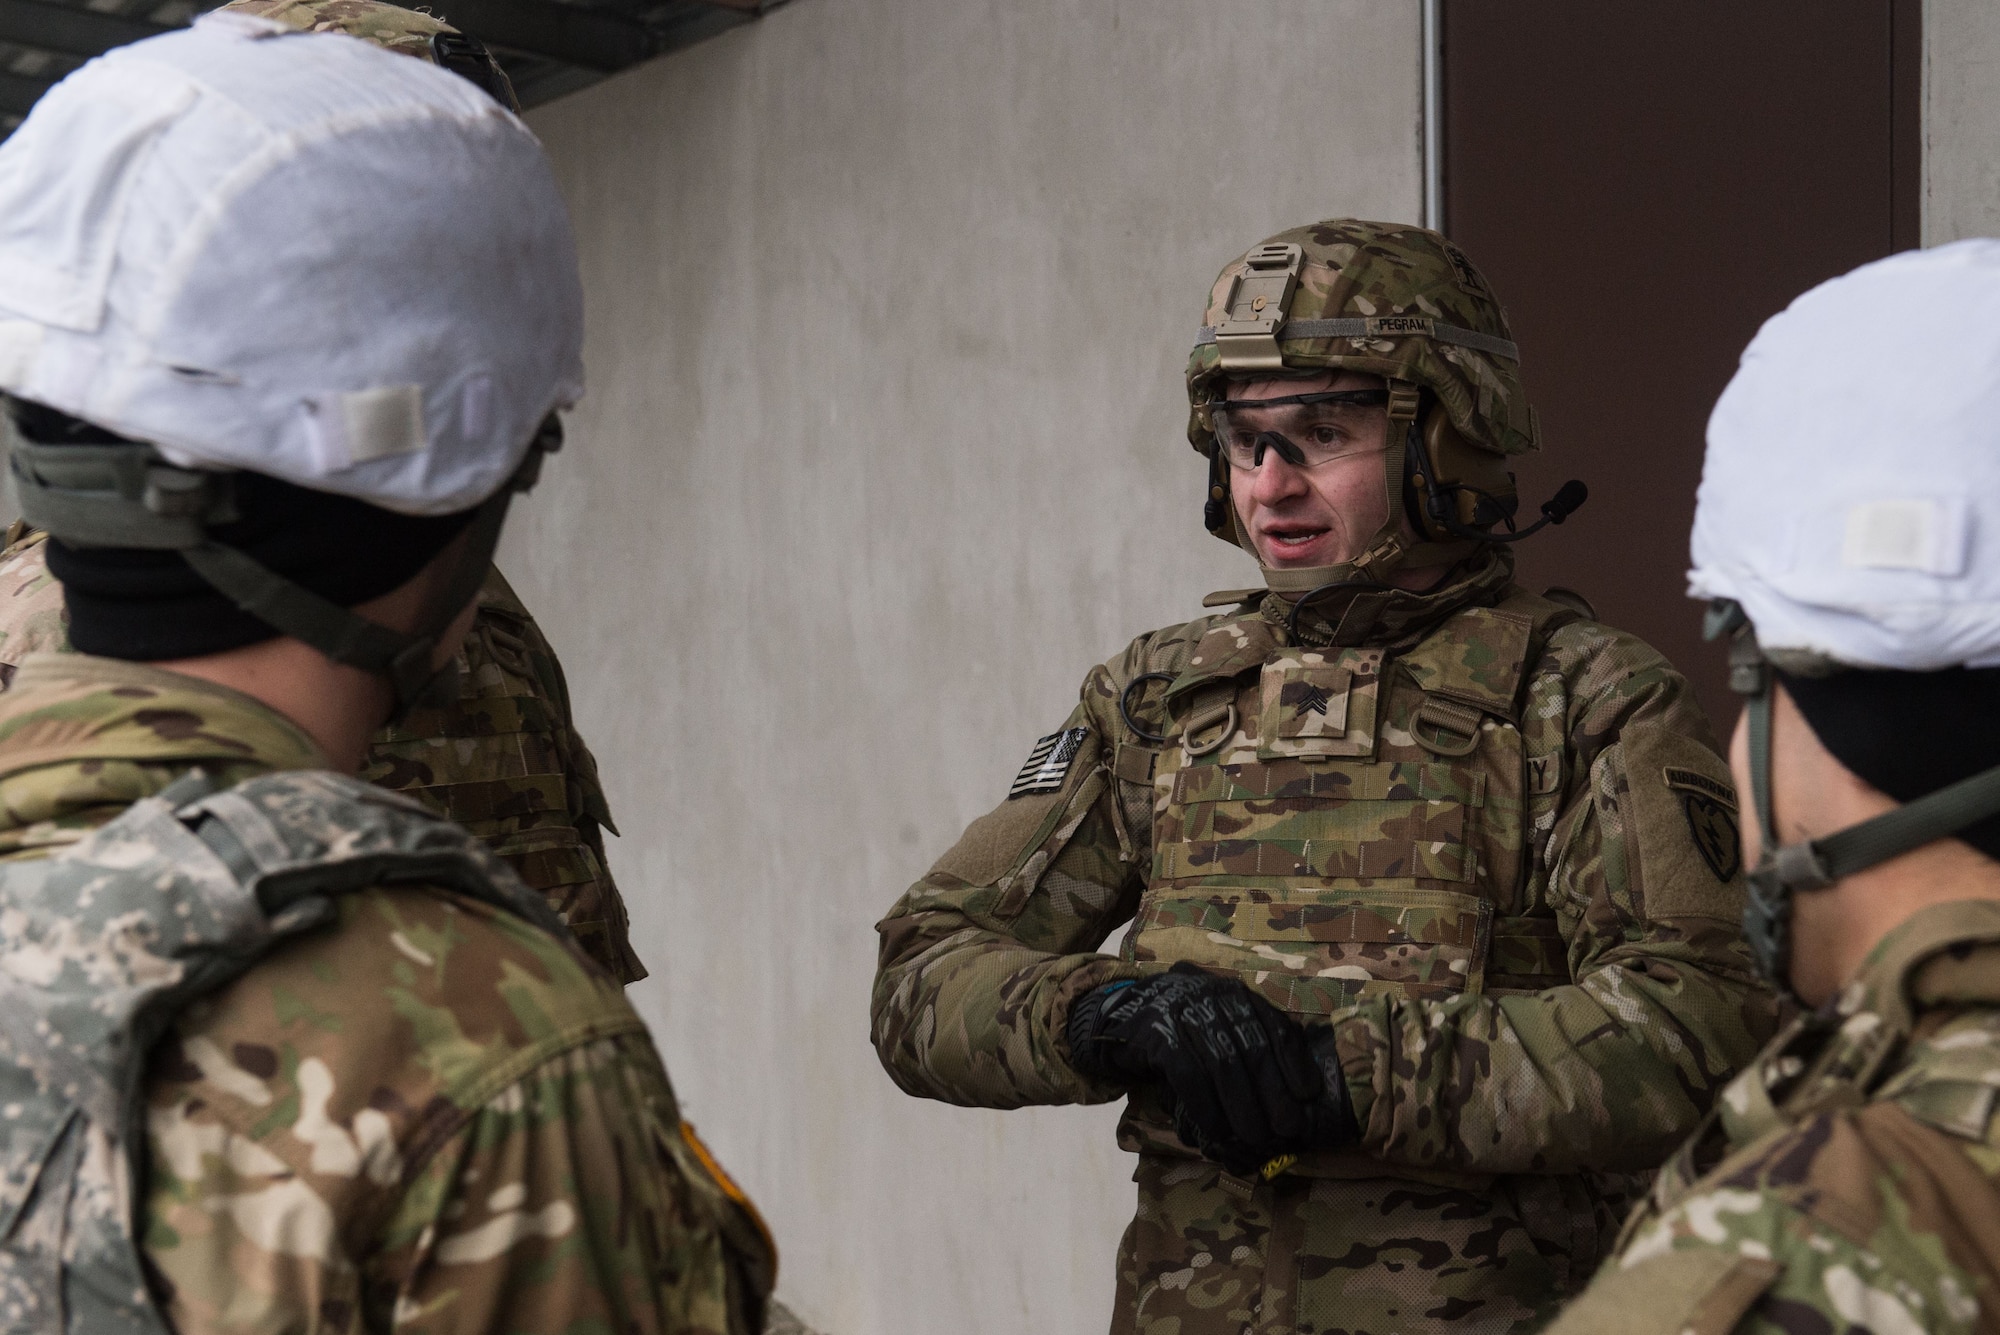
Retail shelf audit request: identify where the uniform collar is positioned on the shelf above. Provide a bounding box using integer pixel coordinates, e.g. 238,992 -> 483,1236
0,653 -> 327,852
1257,546 -> 1516,650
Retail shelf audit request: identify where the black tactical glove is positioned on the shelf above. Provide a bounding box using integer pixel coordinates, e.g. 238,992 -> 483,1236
1066,962 -> 1328,1174
1303,1024 -> 1360,1152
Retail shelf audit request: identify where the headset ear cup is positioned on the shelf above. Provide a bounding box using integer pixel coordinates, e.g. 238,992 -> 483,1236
1205,453 -> 1247,547
1422,407 -> 1518,531
1404,408 -> 1466,542
1400,419 -> 1440,542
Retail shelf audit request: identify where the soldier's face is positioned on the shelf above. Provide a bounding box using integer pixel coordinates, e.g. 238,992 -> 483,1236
1225,371 -> 1394,569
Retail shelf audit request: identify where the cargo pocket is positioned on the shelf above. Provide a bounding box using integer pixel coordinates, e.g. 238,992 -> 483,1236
1487,914 -> 1571,992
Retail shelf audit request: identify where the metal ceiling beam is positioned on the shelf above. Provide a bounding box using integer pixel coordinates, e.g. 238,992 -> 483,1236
432,0 -> 656,72
0,0 -> 783,130
0,68 -> 52,117
0,0 -> 169,60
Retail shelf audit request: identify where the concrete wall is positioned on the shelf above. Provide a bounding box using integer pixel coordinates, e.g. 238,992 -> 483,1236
1924,0 -> 2000,243
511,4 -> 1420,1330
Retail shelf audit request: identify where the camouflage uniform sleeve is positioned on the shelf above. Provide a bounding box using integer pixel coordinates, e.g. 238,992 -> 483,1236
1545,1106 -> 1982,1335
869,635 -> 1166,1110
1327,622 -> 1778,1175
148,1031 -> 769,1335
371,1032 -> 770,1335
0,528 -> 71,688
143,888 -> 774,1335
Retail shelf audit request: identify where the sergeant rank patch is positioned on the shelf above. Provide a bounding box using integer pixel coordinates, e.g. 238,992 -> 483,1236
1666,766 -> 1741,882
1009,727 -> 1089,798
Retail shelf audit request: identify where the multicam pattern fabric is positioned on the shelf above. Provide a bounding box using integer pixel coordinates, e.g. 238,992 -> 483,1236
212,0 -> 522,113
218,0 -> 457,58
872,550 -> 1778,1334
0,525 -> 67,686
0,762 -> 571,1334
362,567 -> 645,982
0,655 -> 775,1334
1547,897 -> 2000,1335
0,530 -> 644,982
1116,1156 -> 1638,1335
1185,220 -> 1536,459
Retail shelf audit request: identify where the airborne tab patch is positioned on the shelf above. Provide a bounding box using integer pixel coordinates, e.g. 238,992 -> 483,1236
1009,727 -> 1089,799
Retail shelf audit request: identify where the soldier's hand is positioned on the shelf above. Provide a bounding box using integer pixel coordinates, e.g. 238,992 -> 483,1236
1066,962 -> 1322,1173
1304,1024 -> 1360,1150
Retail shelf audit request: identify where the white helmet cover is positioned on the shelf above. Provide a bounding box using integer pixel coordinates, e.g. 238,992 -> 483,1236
0,11 -> 583,515
1690,239 -> 2000,670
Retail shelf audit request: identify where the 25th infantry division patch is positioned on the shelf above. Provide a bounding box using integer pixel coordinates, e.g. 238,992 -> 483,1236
1665,766 -> 1741,882
1009,727 -> 1090,798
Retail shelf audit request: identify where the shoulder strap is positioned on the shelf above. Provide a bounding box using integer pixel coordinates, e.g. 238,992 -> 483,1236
0,768 -> 569,1335
1494,584 -> 1590,641
1160,610 -> 1279,706
1402,586 -> 1589,721
181,769 -> 567,938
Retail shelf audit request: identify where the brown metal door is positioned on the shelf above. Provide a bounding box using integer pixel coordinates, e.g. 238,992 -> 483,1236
1442,1 -> 1920,726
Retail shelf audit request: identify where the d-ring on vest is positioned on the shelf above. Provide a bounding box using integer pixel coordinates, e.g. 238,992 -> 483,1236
1124,589 -> 1581,1177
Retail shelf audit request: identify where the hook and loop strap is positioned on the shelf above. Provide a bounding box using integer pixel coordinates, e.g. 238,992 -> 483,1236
1774,763 -> 2000,890
181,542 -> 412,672
1194,318 -> 1519,362
1747,688 -> 1778,852
1722,594 -> 2000,892
9,437 -> 231,549
11,415 -> 555,710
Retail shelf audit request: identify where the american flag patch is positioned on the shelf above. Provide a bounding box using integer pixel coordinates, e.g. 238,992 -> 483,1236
1008,727 -> 1089,798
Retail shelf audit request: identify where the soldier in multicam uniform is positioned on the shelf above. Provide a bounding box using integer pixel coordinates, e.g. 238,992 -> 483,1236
0,527 -> 644,982
1546,244 -> 2000,1335
0,0 -> 647,987
0,17 -> 772,1334
871,220 -> 1779,1335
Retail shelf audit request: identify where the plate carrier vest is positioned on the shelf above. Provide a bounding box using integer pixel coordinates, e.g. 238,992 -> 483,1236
1118,589 -> 1583,1177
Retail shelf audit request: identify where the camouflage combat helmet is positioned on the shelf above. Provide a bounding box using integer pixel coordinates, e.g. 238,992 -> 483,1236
221,0 -> 520,109
1187,220 -> 1580,586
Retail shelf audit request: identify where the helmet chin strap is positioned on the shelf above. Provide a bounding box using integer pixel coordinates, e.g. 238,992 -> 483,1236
1240,383 -> 1471,631
8,412 -> 561,722
1711,599 -> 2000,999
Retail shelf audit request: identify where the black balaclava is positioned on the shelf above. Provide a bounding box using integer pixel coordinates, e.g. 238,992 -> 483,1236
16,401 -> 476,661
1781,665 -> 2000,862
